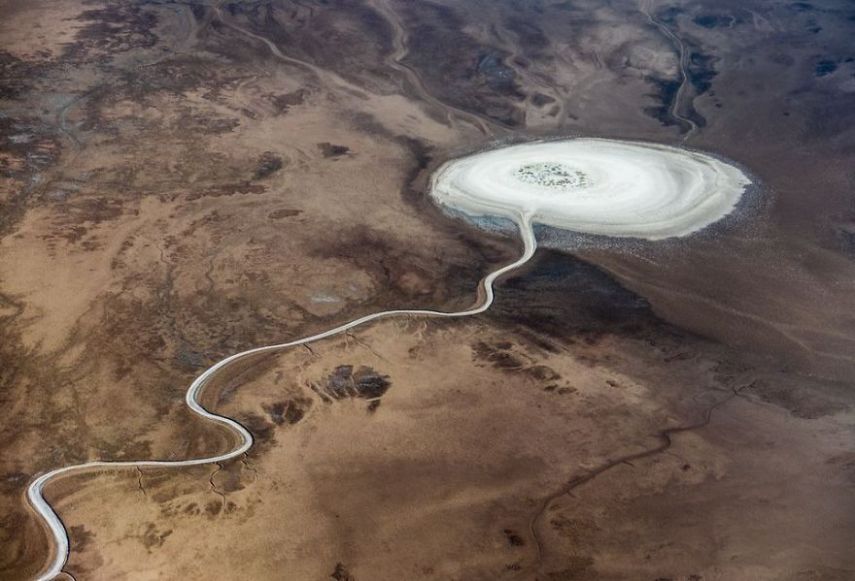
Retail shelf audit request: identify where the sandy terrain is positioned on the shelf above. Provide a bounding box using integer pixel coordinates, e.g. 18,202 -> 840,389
47,272 -> 855,579
2,0 -> 854,579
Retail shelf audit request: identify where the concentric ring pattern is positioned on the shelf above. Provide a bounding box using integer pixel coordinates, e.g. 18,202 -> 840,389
429,139 -> 751,240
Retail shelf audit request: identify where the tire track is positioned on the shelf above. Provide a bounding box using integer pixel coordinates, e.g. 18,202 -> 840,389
638,0 -> 699,141
524,382 -> 751,575
371,0 -> 503,137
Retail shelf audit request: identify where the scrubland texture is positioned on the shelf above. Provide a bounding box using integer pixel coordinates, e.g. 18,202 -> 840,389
1,0 -> 854,579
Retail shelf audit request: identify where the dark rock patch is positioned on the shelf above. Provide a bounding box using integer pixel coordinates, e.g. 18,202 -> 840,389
140,523 -> 172,551
526,365 -> 561,382
186,182 -> 266,201
268,208 -> 302,220
644,76 -> 688,131
205,499 -> 222,517
270,89 -> 308,113
331,562 -> 355,581
815,59 -> 838,77
313,365 -> 391,402
69,525 -> 95,552
65,3 -> 159,63
263,398 -> 312,426
318,142 -> 351,158
237,412 -> 276,453
471,341 -> 527,370
655,5 -> 684,25
253,152 -> 285,180
503,528 -> 525,547
693,14 -> 733,29
531,92 -> 556,107
476,52 -> 520,95
687,51 -> 718,97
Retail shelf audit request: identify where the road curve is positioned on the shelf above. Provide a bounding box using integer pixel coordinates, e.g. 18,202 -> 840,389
27,211 -> 537,581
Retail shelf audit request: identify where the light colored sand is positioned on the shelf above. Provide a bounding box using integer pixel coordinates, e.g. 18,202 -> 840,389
430,138 -> 751,240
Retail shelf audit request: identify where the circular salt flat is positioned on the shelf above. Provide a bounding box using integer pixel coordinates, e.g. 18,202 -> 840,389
429,138 -> 751,240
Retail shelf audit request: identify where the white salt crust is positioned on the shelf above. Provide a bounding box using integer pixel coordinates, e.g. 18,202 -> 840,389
430,138 -> 751,240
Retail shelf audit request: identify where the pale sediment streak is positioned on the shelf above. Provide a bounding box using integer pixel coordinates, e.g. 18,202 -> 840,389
27,214 -> 537,581
28,138 -> 750,580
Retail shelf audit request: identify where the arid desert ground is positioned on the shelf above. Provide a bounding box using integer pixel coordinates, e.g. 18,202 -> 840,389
1,0 -> 855,579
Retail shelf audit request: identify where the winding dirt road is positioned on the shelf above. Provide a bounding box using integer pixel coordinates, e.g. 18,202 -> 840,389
371,0 -> 502,137
27,9 -> 534,577
26,212 -> 537,581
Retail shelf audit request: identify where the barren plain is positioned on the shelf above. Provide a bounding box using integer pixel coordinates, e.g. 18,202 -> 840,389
1,0 -> 854,580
